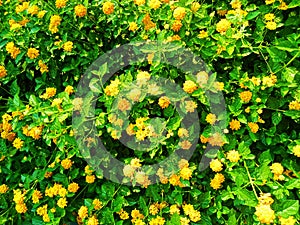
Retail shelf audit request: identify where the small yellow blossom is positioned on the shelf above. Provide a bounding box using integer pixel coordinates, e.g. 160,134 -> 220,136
103,2 -> 114,15
226,150 -> 240,162
210,159 -> 223,172
27,48 -> 39,59
75,4 -> 87,17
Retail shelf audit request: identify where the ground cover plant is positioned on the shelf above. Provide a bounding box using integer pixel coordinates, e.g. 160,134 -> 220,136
0,0 -> 299,224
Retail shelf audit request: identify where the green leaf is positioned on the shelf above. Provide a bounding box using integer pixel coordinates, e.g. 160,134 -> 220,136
53,173 -> 68,185
245,11 -> 260,20
271,112 -> 282,125
258,150 -> 273,164
234,188 -> 257,207
288,0 -> 300,8
29,95 -> 39,106
228,209 -> 237,225
229,168 -> 248,187
277,200 -> 299,216
199,192 -> 211,208
238,141 -> 251,156
167,213 -> 181,225
139,196 -> 148,216
285,179 -> 300,189
112,196 -> 124,212
32,217 -> 44,225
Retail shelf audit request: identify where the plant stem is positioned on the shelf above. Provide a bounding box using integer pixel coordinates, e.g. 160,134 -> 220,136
244,161 -> 258,200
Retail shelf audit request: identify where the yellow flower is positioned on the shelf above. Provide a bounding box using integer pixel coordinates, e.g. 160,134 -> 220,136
226,150 -> 240,162
6,42 -> 21,59
50,14 -> 61,26
63,41 -> 73,52
289,100 -> 300,110
179,140 -> 192,150
43,214 -> 50,222
191,2 -> 201,13
173,7 -> 186,20
87,216 -> 99,225
279,216 -> 297,225
229,119 -> 241,130
37,204 -> 48,216
38,60 -> 49,73
210,173 -> 225,190
265,0 -> 275,4
0,65 -> 7,78
13,137 -> 23,149
142,13 -> 156,30
38,10 -> 47,18
262,75 -> 276,87
183,80 -> 197,94
255,204 -> 275,224
135,171 -> 151,188
180,167 -> 192,180
15,2 -> 29,13
28,5 -> 39,15
258,193 -> 274,205
57,197 -> 67,208
123,165 -> 135,177
68,183 -> 79,193
13,189 -> 25,204
206,113 -> 217,125
134,0 -> 145,6
75,4 -> 87,17
44,172 -> 53,178
118,209 -> 129,220
148,0 -> 161,9
231,0 -> 241,9
130,158 -> 142,168
32,190 -> 42,203
27,48 -> 39,59
240,91 -> 252,103
248,122 -> 259,133
180,217 -> 190,225
178,128 -> 189,138
56,0 -> 68,8
86,175 -> 96,183
189,209 -> 201,222
183,204 -> 194,215
103,2 -> 114,15
216,19 -> 231,34
104,79 -> 120,96
65,85 -> 74,95
61,158 -> 73,169
158,96 -> 171,109
178,159 -> 189,169
171,20 -> 182,32
0,184 -> 9,194
278,1 -> 288,10
292,145 -> 300,157
78,206 -> 88,219
270,163 -> 284,175
185,100 -> 197,113
169,205 -> 180,214
210,159 -> 223,172
149,204 -> 159,215
266,21 -> 276,30
129,22 -> 138,32
93,199 -> 103,210
198,30 -> 208,38
264,13 -> 275,21
15,203 -> 28,213
250,76 -> 261,86
40,87 -> 57,99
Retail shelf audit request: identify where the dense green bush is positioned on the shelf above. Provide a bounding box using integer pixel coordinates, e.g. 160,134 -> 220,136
0,0 -> 299,224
